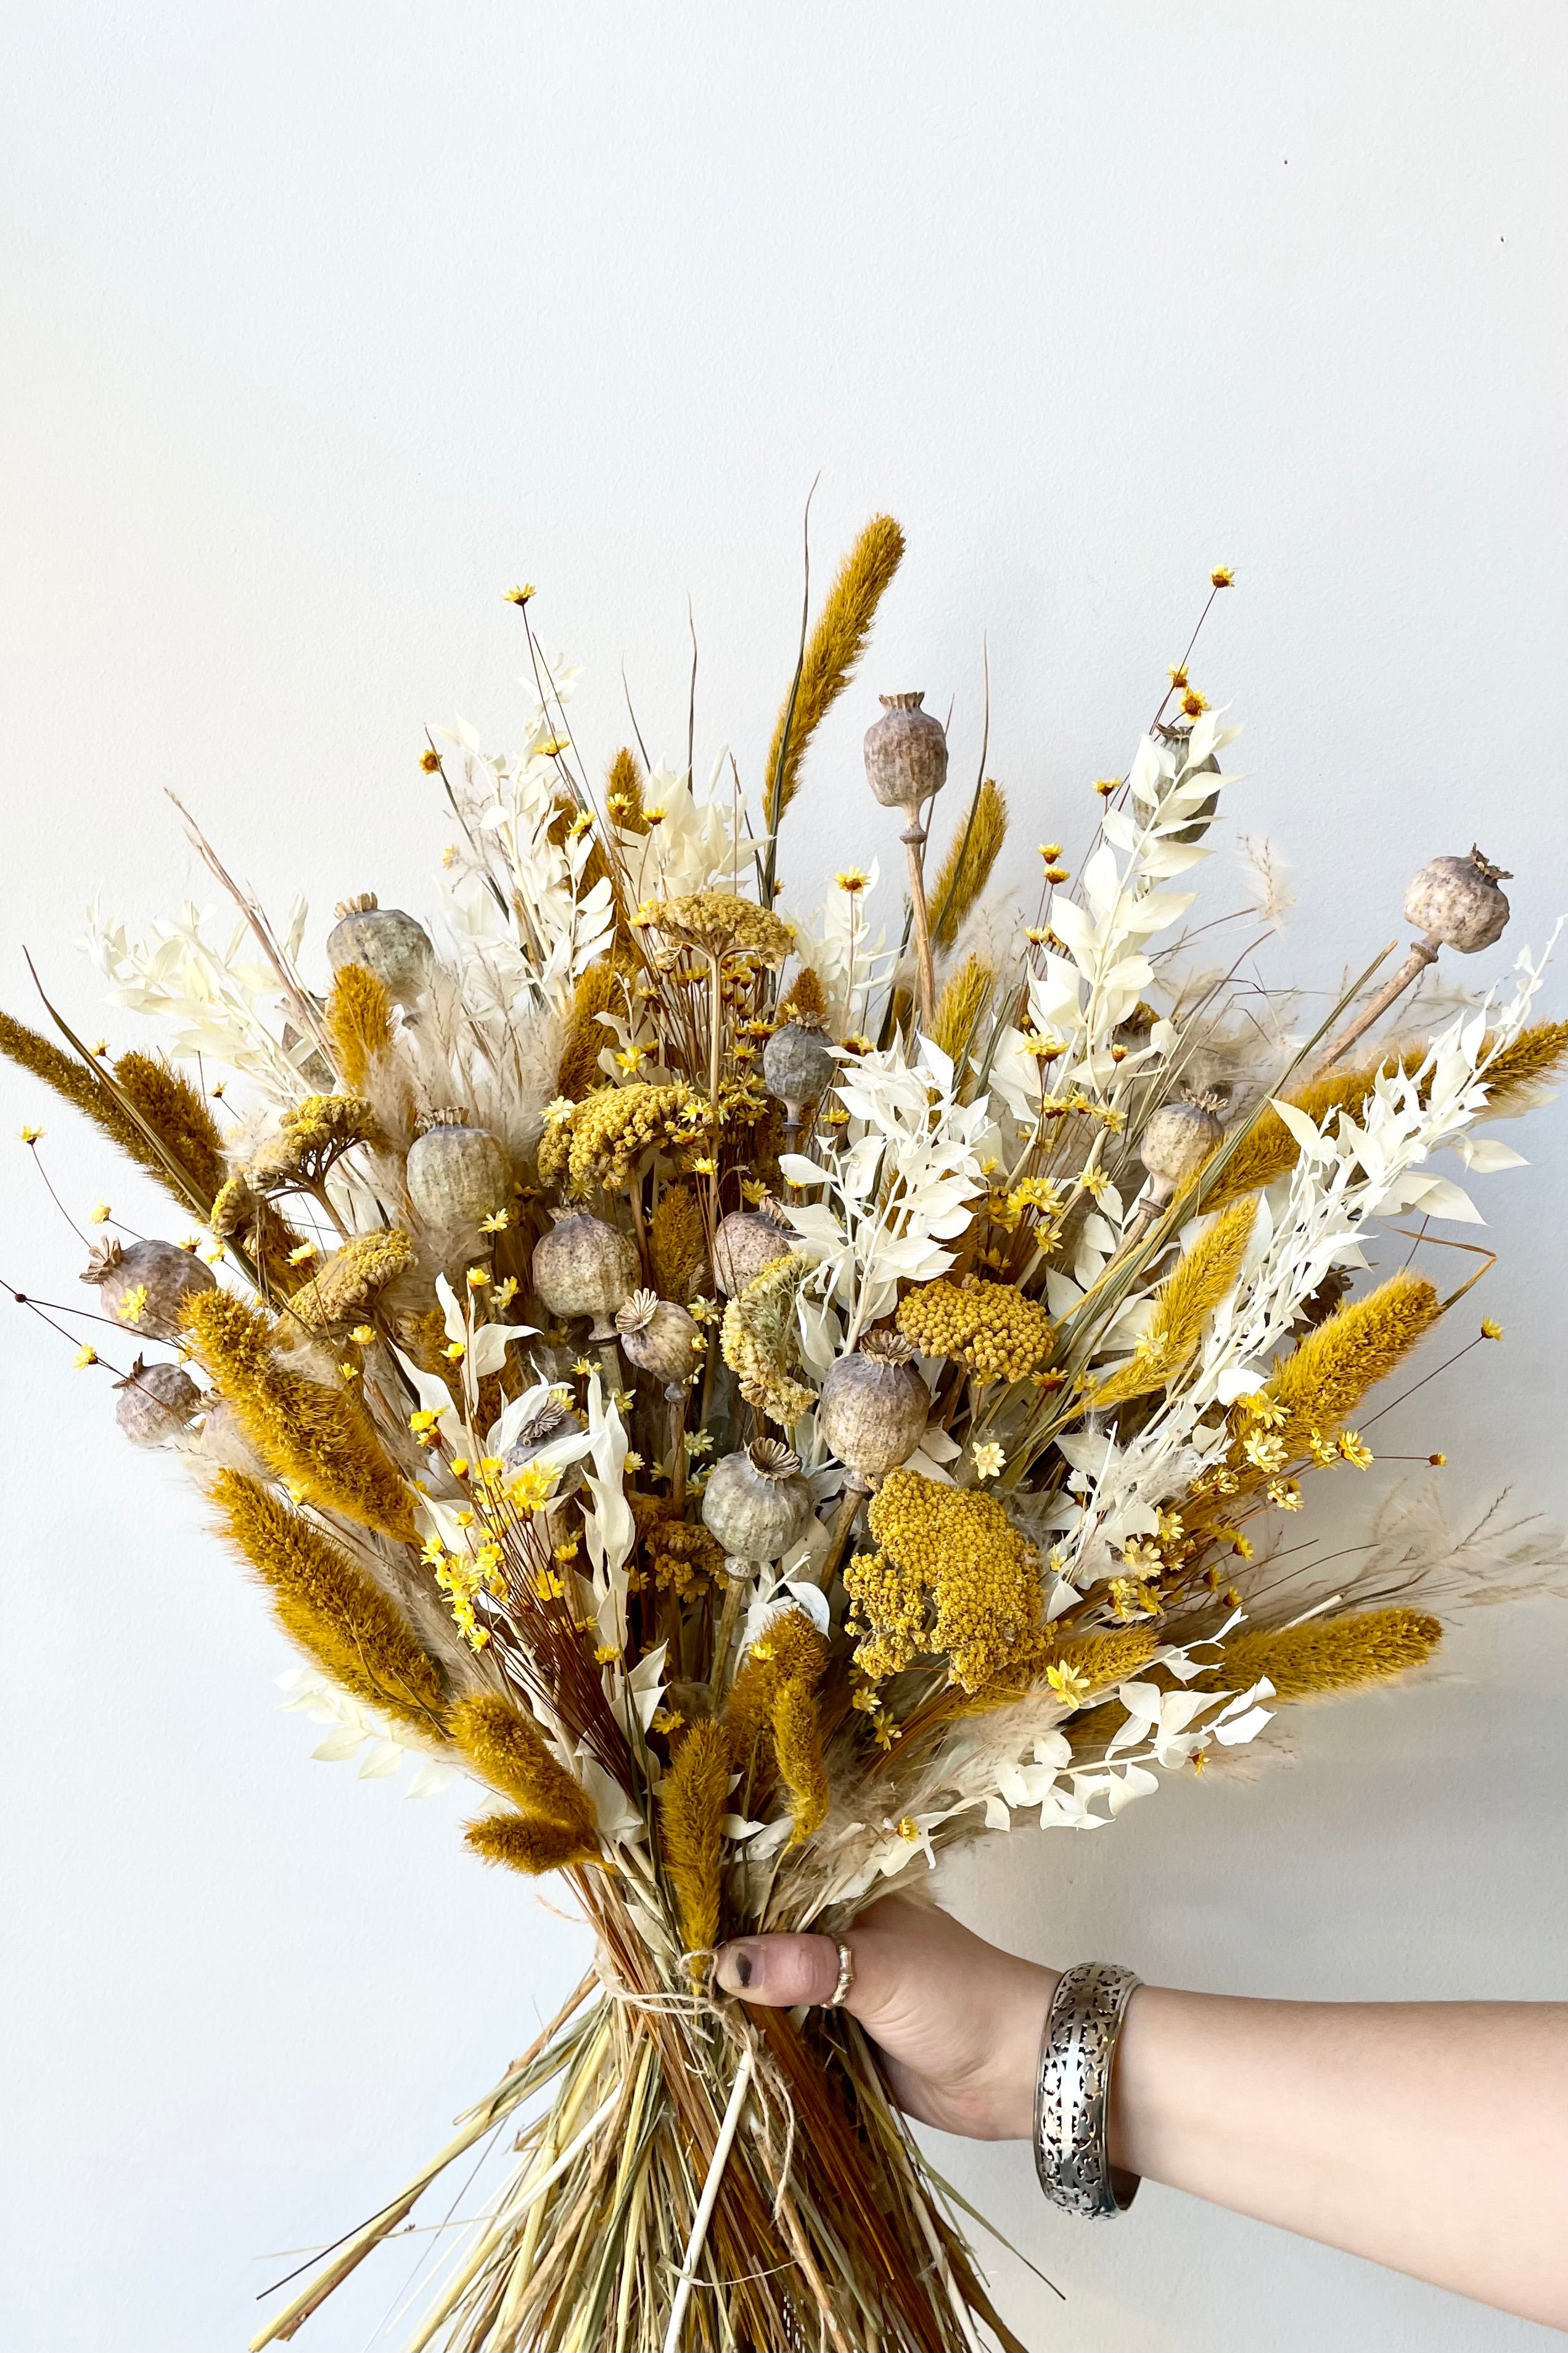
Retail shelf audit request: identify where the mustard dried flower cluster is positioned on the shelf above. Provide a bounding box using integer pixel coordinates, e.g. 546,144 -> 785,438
288,1228 -> 417,1330
538,1083 -> 692,1193
720,1253 -> 816,1426
639,891 -> 794,965
896,1276 -> 1053,1384
850,1470 -> 1042,1692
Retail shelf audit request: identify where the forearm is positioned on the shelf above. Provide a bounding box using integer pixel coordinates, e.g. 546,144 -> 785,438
1108,1989 -> 1567,2329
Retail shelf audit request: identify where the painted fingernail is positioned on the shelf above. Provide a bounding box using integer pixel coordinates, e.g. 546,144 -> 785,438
715,1942 -> 758,1993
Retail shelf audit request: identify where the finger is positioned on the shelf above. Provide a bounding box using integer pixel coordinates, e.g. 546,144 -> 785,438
713,1933 -> 841,2006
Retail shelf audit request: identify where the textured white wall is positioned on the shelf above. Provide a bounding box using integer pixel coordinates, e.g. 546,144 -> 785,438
1,6 -> 1563,2348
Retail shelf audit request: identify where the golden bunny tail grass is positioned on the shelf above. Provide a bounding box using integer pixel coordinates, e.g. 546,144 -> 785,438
649,1183 -> 710,1303
1199,1054 -> 1425,1209
184,1288 -> 419,1541
1091,1198 -> 1257,1409
463,1813 -> 601,1875
930,955 -> 995,1068
930,780 -> 1008,952
210,1468 -> 446,1732
771,1677 -> 829,1844
605,744 -> 649,834
765,513 -> 905,830
556,957 -> 630,1102
1213,1607 -> 1443,1702
952,1623 -> 1160,1720
1266,1271 -> 1443,1454
324,962 -> 395,1093
656,1720 -> 730,1964
777,965 -> 829,1026
0,1013 -> 226,1212
449,1694 -> 599,1840
1479,1018 -> 1567,1108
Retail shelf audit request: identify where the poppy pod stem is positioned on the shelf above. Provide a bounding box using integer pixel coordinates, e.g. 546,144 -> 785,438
668,1385 -> 688,1516
1317,939 -> 1437,1072
902,815 -> 938,1035
818,1474 -> 871,1590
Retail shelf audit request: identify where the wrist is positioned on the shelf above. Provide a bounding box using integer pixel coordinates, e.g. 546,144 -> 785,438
986,1960 -> 1059,2139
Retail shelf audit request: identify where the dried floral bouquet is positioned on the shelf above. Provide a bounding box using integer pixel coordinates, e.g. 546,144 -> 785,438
5,519 -> 1564,2353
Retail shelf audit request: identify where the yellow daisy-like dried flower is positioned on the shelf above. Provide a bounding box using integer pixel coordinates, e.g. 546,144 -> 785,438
1480,1317 -> 1503,1341
1337,1430 -> 1374,1469
89,1201 -> 111,1224
971,1441 -> 1004,1481
852,1470 -> 1041,1692
1107,1576 -> 1160,1622
116,1282 -> 149,1325
1045,1659 -> 1092,1708
73,1343 -> 99,1369
897,1276 -> 1053,1385
1210,567 -> 1236,588
1266,1477 -> 1304,1510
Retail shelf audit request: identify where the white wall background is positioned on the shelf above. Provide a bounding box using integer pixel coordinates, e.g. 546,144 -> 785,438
1,6 -> 1563,2349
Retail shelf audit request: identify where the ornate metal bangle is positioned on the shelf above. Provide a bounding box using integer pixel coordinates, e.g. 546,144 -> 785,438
1033,1962 -> 1142,2218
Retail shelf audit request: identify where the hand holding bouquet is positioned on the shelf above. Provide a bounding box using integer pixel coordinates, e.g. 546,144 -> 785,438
5,522 -> 1562,2351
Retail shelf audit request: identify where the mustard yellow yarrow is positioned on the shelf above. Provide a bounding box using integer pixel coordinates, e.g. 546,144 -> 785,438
850,1470 -> 1042,1692
897,1277 -> 1053,1385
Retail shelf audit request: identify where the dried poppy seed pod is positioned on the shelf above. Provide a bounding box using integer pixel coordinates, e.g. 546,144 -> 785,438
818,1331 -> 929,1484
531,1211 -> 640,1340
763,1015 -> 837,1123
503,1399 -> 589,1502
1404,847 -> 1512,953
327,892 -> 433,1008
863,692 -> 948,812
1140,1092 -> 1225,1191
83,1236 -> 216,1343
406,1110 -> 511,1229
113,1358 -> 201,1446
615,1289 -> 702,1388
712,1197 -> 795,1296
701,1439 -> 813,1564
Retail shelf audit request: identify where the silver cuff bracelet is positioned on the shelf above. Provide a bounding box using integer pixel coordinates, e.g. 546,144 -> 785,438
1033,1961 -> 1143,2218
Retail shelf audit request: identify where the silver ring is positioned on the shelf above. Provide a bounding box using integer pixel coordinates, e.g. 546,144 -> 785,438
1033,1961 -> 1141,2217
824,1940 -> 855,2007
